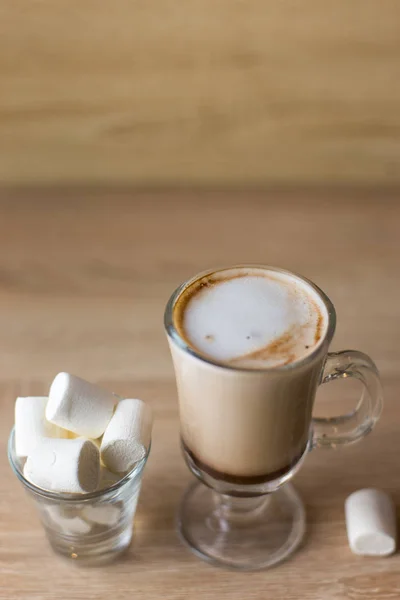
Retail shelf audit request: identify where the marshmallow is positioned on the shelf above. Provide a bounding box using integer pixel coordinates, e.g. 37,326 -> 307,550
44,506 -> 92,535
98,464 -> 122,489
345,489 -> 396,556
66,431 -> 102,448
44,504 -> 81,520
46,373 -> 117,438
101,399 -> 152,473
24,438 -> 100,493
82,504 -> 121,527
15,397 -> 67,457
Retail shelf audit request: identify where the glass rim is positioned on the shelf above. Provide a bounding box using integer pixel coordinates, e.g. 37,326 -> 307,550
8,427 -> 150,502
164,264 -> 336,373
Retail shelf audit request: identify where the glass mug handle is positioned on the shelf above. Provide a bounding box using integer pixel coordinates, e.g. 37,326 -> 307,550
312,350 -> 383,449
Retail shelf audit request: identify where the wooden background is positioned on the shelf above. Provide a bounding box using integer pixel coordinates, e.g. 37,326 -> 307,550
0,189 -> 399,599
1,1 -> 400,186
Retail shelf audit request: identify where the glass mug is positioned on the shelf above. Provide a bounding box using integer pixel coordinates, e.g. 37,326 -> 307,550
164,265 -> 383,570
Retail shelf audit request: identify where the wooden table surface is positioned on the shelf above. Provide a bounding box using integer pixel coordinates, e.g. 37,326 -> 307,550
0,189 -> 399,599
1,2 -> 400,187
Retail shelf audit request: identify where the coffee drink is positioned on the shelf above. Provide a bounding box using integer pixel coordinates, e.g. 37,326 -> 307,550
165,265 -> 382,570
167,266 -> 330,485
174,267 -> 326,368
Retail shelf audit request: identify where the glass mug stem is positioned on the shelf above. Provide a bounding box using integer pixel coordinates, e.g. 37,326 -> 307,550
313,350 -> 383,448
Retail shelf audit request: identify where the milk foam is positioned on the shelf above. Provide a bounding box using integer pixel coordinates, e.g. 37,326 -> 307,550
177,269 -> 326,368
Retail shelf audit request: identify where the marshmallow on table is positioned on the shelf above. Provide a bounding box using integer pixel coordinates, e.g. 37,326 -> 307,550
101,399 -> 152,473
24,438 -> 100,493
345,488 -> 397,556
15,396 -> 67,458
46,373 -> 117,439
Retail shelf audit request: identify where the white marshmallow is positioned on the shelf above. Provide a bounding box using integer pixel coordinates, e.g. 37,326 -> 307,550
82,504 -> 121,527
46,373 -> 117,439
66,431 -> 102,447
345,488 -> 396,556
44,506 -> 91,535
58,516 -> 92,535
24,438 -> 100,493
15,396 -> 67,457
98,464 -> 122,489
44,504 -> 81,520
100,399 -> 152,473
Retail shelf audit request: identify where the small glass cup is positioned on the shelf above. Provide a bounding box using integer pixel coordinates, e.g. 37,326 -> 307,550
8,428 -> 150,565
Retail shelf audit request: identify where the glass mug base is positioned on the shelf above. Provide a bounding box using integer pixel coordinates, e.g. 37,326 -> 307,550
178,480 -> 306,571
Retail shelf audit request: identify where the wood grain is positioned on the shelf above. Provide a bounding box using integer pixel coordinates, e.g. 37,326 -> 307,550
0,2 -> 399,185
0,188 -> 399,599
